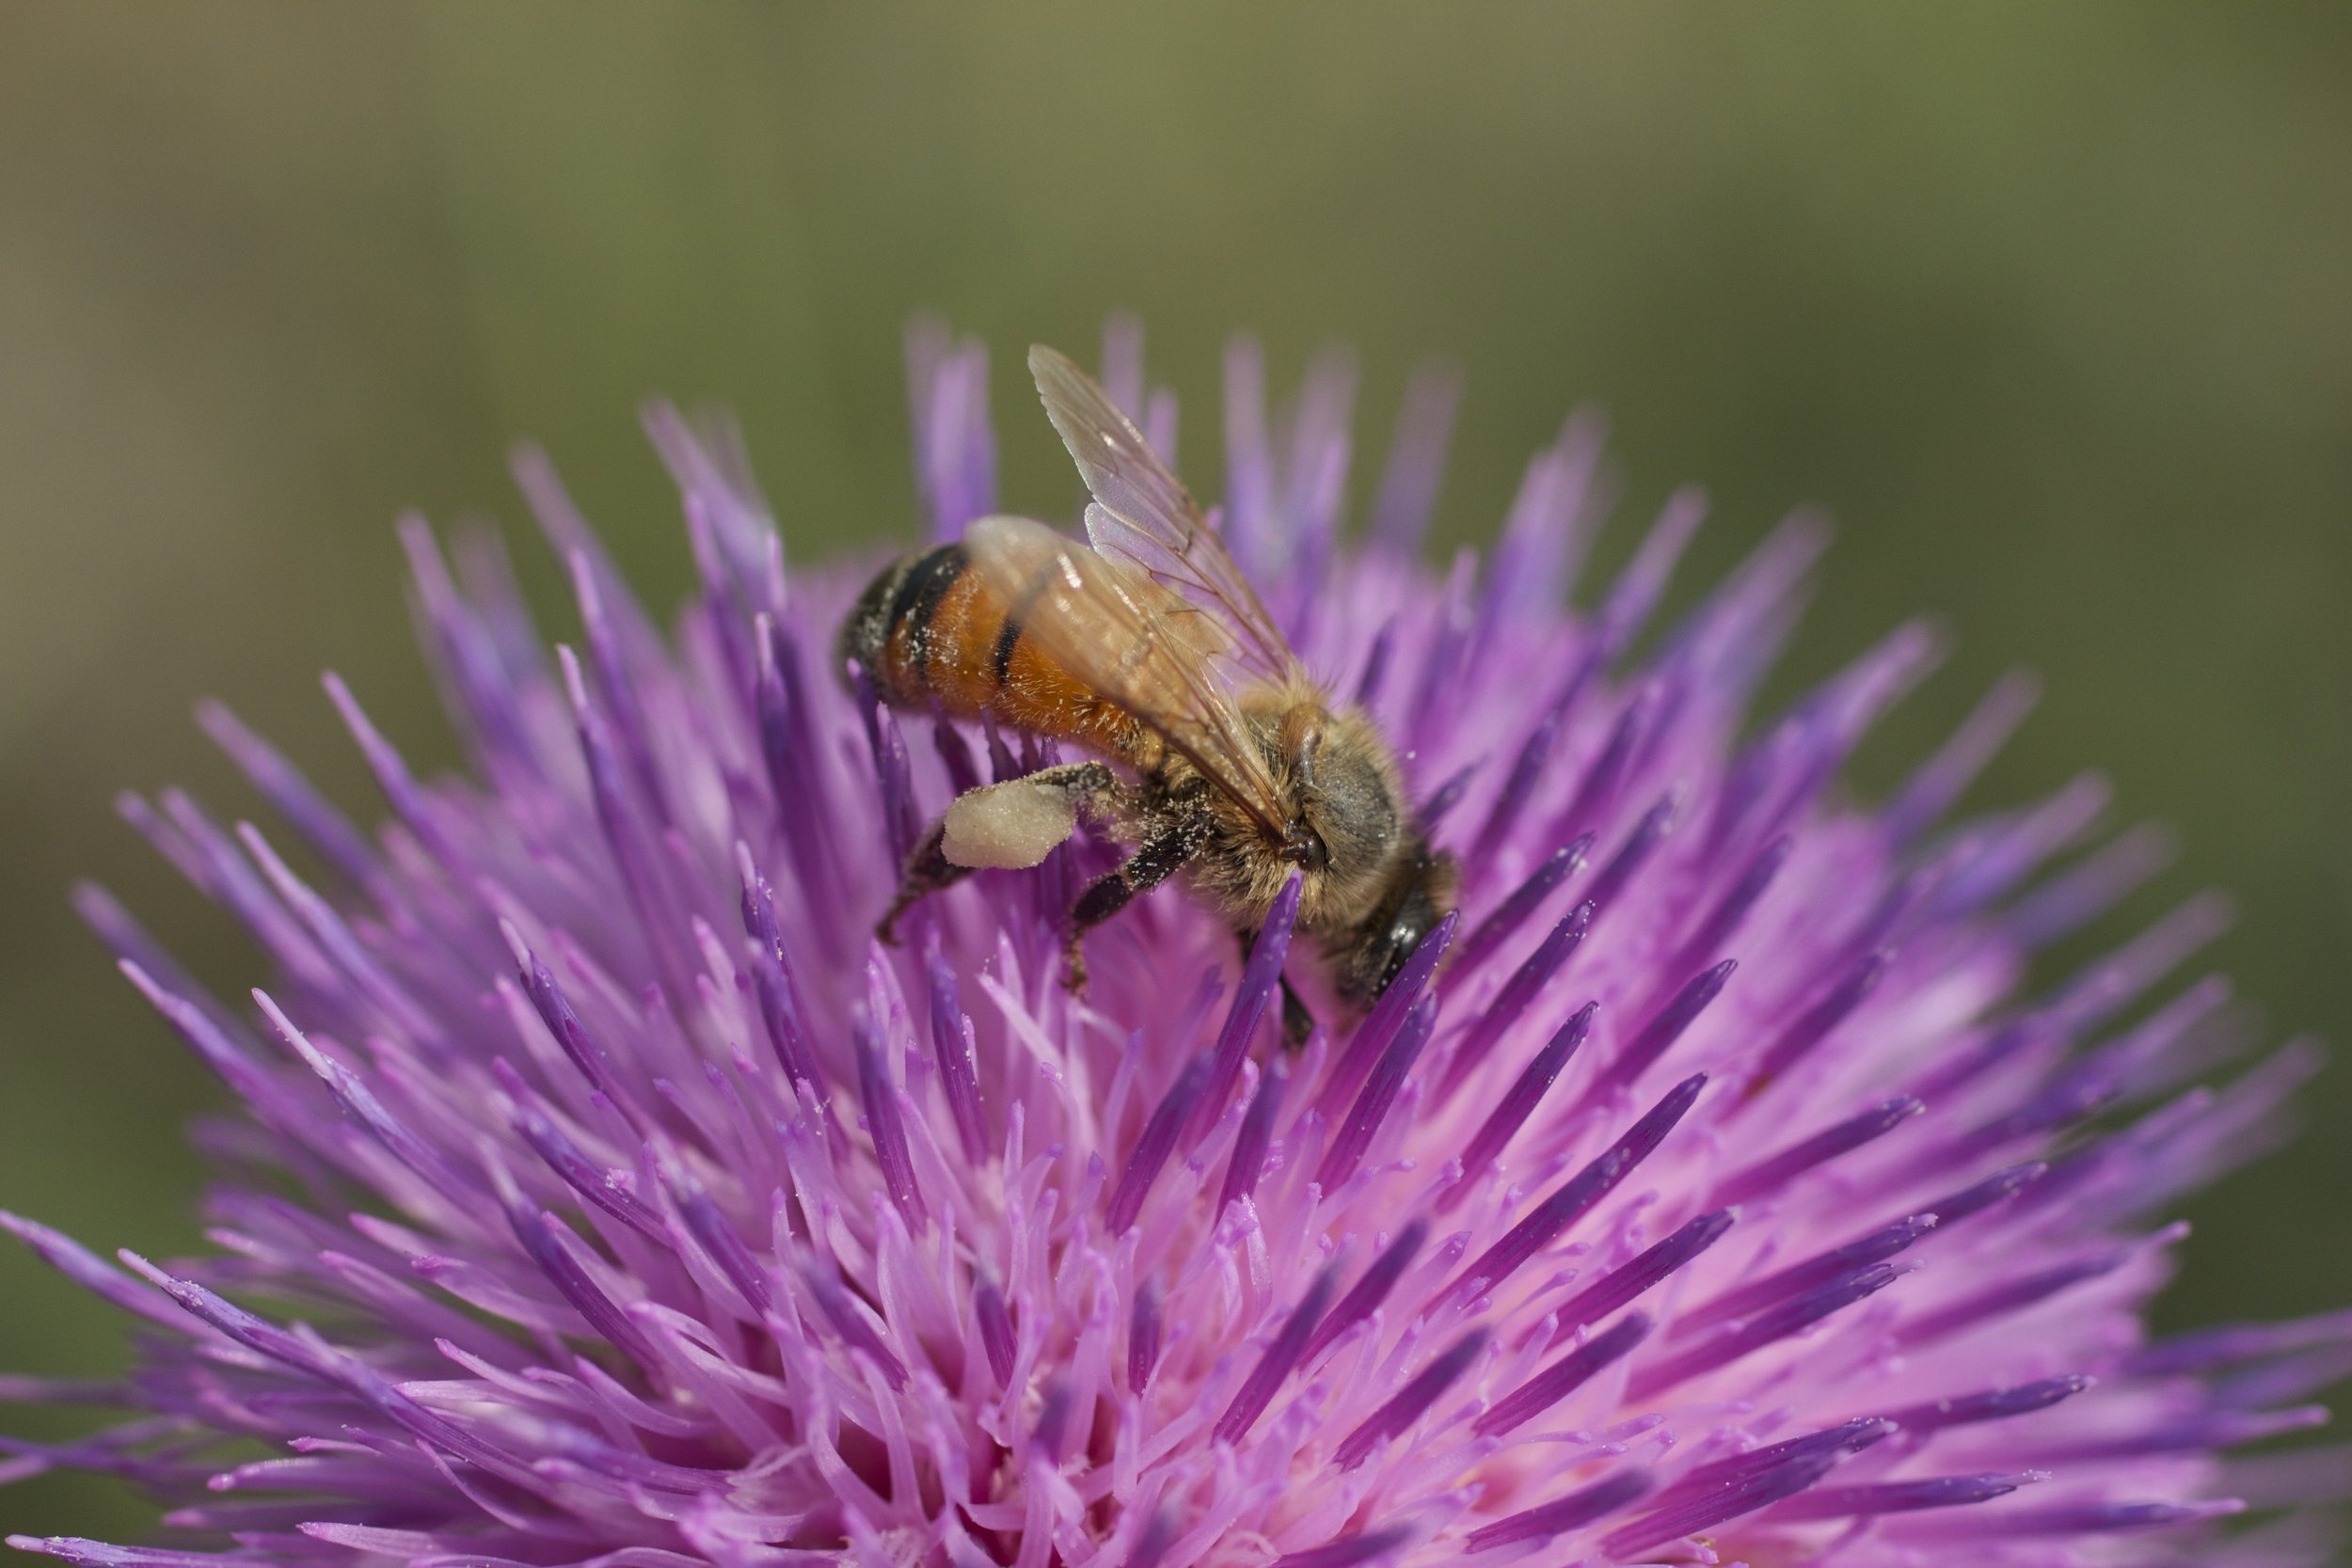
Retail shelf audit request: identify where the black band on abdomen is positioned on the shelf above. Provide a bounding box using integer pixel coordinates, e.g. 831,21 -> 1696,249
990,611 -> 1025,684
887,543 -> 971,680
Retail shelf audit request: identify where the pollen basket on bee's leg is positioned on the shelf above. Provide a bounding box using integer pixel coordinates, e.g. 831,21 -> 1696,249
942,775 -> 1082,869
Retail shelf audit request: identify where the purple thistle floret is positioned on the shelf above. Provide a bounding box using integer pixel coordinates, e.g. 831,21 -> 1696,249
5,314 -> 2345,1568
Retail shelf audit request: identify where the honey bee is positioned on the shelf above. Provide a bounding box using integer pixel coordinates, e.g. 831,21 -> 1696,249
839,344 -> 1455,1011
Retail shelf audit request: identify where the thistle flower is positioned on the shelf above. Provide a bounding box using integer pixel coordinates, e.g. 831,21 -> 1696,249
5,317 -> 2344,1568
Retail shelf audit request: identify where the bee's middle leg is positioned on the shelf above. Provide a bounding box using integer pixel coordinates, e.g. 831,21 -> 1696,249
1063,806 -> 1212,991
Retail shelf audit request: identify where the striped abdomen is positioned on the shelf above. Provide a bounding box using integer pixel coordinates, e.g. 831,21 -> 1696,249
839,544 -> 1146,763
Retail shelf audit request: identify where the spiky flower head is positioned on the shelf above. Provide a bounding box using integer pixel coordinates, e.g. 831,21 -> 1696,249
5,319 -> 2344,1567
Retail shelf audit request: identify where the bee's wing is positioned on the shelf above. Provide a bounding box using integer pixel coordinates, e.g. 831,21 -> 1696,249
965,514 -> 1290,837
1028,343 -> 1302,683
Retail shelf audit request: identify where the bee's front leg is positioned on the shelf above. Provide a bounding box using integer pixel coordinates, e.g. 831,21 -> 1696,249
1231,926 -> 1318,1049
1062,800 -> 1214,992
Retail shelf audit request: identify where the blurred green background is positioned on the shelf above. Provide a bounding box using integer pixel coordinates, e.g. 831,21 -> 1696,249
3,0 -> 2348,1540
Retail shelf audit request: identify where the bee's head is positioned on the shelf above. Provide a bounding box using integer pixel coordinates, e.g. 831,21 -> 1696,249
1190,693 -> 1454,1000
1237,700 -> 1409,931
1243,698 -> 1460,1006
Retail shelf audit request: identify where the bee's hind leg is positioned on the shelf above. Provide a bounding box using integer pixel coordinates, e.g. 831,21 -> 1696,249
882,761 -> 1123,946
877,823 -> 975,945
1062,804 -> 1212,992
